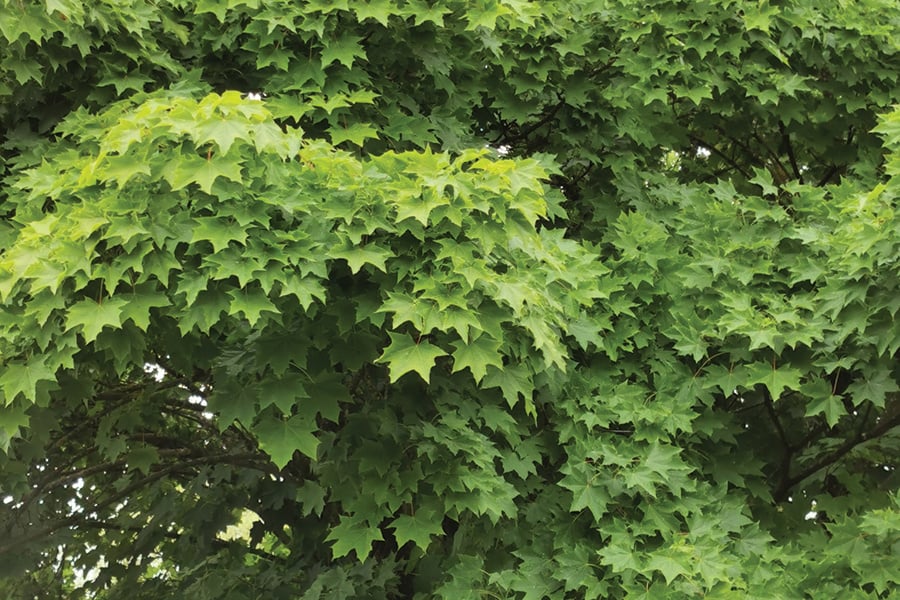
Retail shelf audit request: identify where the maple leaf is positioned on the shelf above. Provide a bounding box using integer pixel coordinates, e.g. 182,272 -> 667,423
309,93 -> 351,114
567,314 -> 605,350
326,514 -> 384,561
0,402 -> 30,444
353,0 -> 393,25
375,332 -> 447,383
119,289 -> 170,331
598,541 -> 643,573
411,3 -> 450,26
191,217 -> 247,252
101,153 -> 152,186
125,445 -> 159,475
297,481 -> 326,517
702,363 -> 749,396
227,287 -> 278,327
846,367 -> 899,408
569,480 -> 610,521
801,379 -> 844,426
258,373 -> 308,414
745,361 -> 804,400
392,190 -> 444,226
0,358 -> 58,404
208,379 -> 259,430
483,364 -> 534,414
177,289 -> 230,334
66,297 -> 127,342
321,35 -> 365,69
450,334 -> 504,383
302,376 -> 349,422
646,551 -> 689,584
193,117 -> 251,155
277,272 -> 326,311
465,1 -> 508,30
330,239 -> 392,273
389,507 -> 444,551
253,413 -> 320,468
97,71 -> 153,95
164,154 -> 244,194
328,122 -> 379,147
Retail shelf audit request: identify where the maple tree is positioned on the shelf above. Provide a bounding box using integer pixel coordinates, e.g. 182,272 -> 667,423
1,0 -> 899,598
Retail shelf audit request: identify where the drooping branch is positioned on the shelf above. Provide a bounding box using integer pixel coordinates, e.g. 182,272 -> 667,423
688,133 -> 752,178
773,399 -> 900,502
762,389 -> 795,498
0,452 -> 275,556
493,93 -> 566,147
779,121 -> 803,183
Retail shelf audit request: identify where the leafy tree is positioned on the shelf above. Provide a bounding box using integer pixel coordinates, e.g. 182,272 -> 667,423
1,0 -> 898,598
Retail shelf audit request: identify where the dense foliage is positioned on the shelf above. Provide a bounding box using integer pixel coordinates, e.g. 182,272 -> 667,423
1,0 -> 898,597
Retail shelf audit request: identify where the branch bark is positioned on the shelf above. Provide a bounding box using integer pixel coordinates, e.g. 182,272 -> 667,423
773,399 -> 900,502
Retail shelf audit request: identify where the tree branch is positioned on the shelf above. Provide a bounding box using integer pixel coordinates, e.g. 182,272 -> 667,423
763,389 -> 794,497
773,399 -> 900,502
688,133 -> 751,178
0,452 -> 275,556
493,92 -> 566,146
779,121 -> 803,182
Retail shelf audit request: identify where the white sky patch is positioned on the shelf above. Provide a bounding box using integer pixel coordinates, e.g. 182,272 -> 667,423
804,500 -> 818,520
144,363 -> 166,382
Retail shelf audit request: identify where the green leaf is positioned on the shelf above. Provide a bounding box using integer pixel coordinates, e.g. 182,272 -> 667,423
567,314 -> 606,350
164,154 -> 244,194
66,297 -> 128,343
125,445 -> 159,475
392,189 -> 444,226
102,154 -> 152,186
321,35 -> 365,69
410,3 -> 450,26
749,167 -> 780,196
389,507 -> 444,551
745,362 -> 804,400
97,71 -> 153,95
330,239 -> 392,273
450,334 -> 504,383
375,332 -> 447,383
646,550 -> 689,584
297,481 -> 326,517
254,413 -> 319,468
483,364 -> 534,414
177,289 -> 230,334
191,217 -> 249,253
0,358 -> 57,404
302,376 -> 349,422
328,122 -> 379,147
353,0 -> 394,25
846,367 -> 899,408
0,401 -> 29,442
208,379 -> 258,430
465,2 -> 508,30
326,514 -> 384,561
227,288 -> 278,326
569,480 -> 610,521
119,290 -> 170,331
193,117 -> 251,155
598,540 -> 643,573
258,373 -> 308,414
806,392 -> 844,427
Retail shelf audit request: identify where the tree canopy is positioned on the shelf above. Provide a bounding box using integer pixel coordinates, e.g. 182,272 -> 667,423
0,0 -> 898,597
